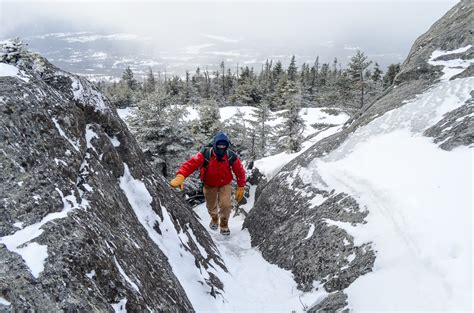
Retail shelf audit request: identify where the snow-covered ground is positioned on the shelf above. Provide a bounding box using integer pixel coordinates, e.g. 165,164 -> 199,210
183,105 -> 349,139
192,186 -> 328,312
254,124 -> 344,180
118,104 -> 349,150
0,62 -> 29,82
253,107 -> 350,180
116,107 -> 137,123
296,46 -> 473,311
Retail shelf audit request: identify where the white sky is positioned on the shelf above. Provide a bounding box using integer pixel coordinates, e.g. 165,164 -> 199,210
0,0 -> 460,74
1,1 -> 458,40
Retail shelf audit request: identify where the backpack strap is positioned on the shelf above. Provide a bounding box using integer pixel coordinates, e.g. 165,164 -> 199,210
200,146 -> 213,168
226,149 -> 237,166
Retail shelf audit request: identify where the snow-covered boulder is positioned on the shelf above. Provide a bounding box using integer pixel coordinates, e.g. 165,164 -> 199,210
245,0 -> 473,311
0,40 -> 226,311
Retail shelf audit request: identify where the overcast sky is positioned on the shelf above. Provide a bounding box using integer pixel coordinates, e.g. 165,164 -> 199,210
0,0 -> 460,76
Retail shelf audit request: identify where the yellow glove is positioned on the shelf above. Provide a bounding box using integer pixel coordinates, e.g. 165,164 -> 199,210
170,174 -> 185,190
235,186 -> 245,203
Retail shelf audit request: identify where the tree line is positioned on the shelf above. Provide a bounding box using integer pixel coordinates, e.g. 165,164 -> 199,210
97,51 -> 401,175
99,50 -> 400,111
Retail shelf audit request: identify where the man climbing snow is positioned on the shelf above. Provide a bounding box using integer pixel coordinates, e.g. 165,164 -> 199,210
169,132 -> 246,235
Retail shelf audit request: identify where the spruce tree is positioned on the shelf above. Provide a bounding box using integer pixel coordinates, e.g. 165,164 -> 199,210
195,98 -> 222,140
122,66 -> 138,90
273,61 -> 283,81
225,108 -> 251,158
287,55 -> 298,82
145,67 -> 156,93
372,62 -> 383,83
383,63 -> 401,88
249,100 -> 275,158
232,66 -> 262,106
276,81 -> 305,152
129,85 -> 192,177
347,50 -> 372,108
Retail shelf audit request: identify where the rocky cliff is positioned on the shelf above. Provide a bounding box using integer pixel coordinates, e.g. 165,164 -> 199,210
244,0 -> 473,310
0,40 -> 226,311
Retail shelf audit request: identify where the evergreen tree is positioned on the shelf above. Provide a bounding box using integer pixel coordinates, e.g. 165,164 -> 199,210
231,66 -> 262,106
335,71 -> 353,104
167,76 -> 182,96
372,62 -> 383,83
129,86 -> 193,177
308,57 -> 320,104
220,61 -> 227,99
273,61 -> 283,81
249,100 -> 275,158
122,66 -> 138,90
347,50 -> 372,108
332,57 -> 339,81
383,63 -> 401,88
225,108 -> 251,158
144,67 -> 156,93
194,98 -> 222,140
287,55 -> 298,82
276,81 -> 305,152
319,63 -> 329,86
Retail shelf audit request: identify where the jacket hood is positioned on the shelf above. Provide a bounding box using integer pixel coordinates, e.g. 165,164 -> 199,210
212,132 -> 230,150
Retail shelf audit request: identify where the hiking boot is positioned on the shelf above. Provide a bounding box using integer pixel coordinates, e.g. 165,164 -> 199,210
209,215 -> 219,230
220,217 -> 228,229
220,216 -> 230,235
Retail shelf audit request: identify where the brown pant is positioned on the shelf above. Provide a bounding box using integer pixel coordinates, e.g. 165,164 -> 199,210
203,184 -> 232,228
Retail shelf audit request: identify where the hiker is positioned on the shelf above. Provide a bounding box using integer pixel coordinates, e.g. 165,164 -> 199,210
169,132 -> 246,235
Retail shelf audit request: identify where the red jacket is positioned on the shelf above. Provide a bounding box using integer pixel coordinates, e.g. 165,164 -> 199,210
177,150 -> 246,187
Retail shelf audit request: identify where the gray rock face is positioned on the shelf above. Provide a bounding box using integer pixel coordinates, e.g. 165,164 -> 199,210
424,92 -> 473,150
244,0 -> 472,310
0,44 -> 226,311
308,291 -> 348,313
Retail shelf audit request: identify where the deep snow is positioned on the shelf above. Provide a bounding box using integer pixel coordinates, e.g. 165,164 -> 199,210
297,46 -> 473,311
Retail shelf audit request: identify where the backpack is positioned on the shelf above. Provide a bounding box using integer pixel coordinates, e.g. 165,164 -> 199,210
200,144 -> 237,169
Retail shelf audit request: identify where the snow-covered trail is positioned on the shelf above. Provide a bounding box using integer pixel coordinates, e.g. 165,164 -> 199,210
193,186 -> 327,312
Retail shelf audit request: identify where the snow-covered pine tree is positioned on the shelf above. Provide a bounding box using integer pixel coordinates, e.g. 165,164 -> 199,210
122,66 -> 138,91
273,60 -> 283,82
287,55 -> 298,82
144,67 -> 156,93
193,98 -> 222,141
249,100 -> 275,158
231,66 -> 262,106
219,61 -> 227,100
130,86 -> 170,144
383,63 -> 401,88
347,50 -> 372,108
276,80 -> 305,153
319,63 -> 329,87
129,85 -> 192,176
224,108 -> 251,158
372,62 -> 383,84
